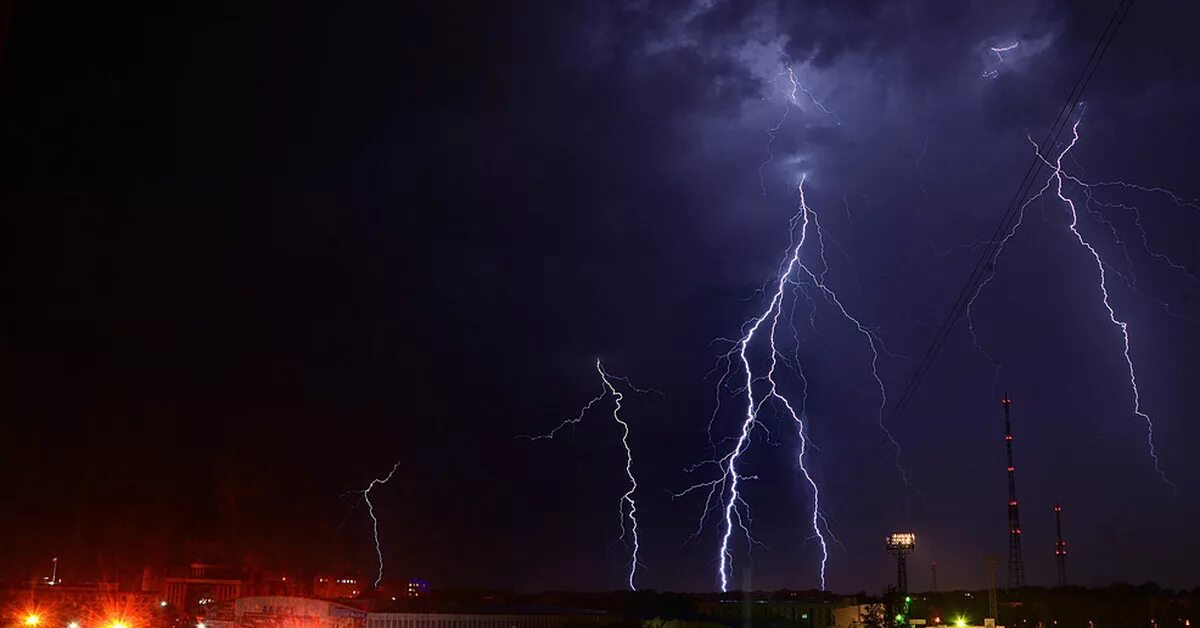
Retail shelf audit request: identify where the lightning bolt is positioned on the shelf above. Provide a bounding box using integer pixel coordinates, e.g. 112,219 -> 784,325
959,111 -> 1180,488
678,175 -> 902,593
992,42 -> 1020,58
359,461 -> 400,588
759,67 -> 841,195
524,359 -> 647,590
983,40 -> 1021,79
1046,117 -> 1175,488
718,176 -> 822,593
681,64 -> 902,591
1031,140 -> 1200,321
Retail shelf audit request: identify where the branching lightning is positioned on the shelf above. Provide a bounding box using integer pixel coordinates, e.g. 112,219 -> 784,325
1046,118 -> 1175,488
759,68 -> 841,196
678,174 -> 903,592
680,66 -> 905,592
983,41 -> 1021,79
958,111 -> 1186,488
359,461 -> 400,589
524,359 -> 648,590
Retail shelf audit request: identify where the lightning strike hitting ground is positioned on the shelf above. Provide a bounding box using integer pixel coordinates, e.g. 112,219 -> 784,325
524,359 -> 648,590
678,175 -> 903,593
359,461 -> 400,588
716,176 -> 826,593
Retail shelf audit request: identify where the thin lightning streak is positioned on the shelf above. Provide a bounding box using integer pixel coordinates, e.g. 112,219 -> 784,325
1048,118 -> 1175,489
518,387 -> 607,442
962,171 -> 1056,390
795,80 -> 841,125
800,209 -> 909,488
524,359 -> 646,590
983,41 -> 1020,79
759,67 -> 842,195
597,361 -> 642,591
991,42 -> 1020,59
1028,142 -> 1200,315
359,461 -> 400,588
758,69 -> 799,196
761,247 -> 829,589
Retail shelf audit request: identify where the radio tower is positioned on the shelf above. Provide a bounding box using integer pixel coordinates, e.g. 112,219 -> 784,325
1054,504 -> 1067,587
1002,394 -> 1025,589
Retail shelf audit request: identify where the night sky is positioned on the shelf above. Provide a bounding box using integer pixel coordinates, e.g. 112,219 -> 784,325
2,0 -> 1200,595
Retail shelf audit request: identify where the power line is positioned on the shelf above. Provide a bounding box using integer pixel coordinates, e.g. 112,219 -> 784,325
889,0 -> 1136,425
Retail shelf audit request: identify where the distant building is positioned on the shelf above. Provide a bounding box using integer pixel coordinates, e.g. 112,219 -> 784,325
314,576 -> 365,599
404,581 -> 429,599
162,564 -> 248,612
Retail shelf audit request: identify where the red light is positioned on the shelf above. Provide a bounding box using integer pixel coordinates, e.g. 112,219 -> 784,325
1009,500 -> 1017,506
1005,435 -> 1013,441
1007,466 -> 1015,472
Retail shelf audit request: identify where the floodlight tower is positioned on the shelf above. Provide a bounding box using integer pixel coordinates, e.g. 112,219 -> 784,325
885,532 -> 916,594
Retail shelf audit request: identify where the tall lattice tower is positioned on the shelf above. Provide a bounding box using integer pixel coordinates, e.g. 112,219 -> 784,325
1054,504 -> 1067,586
1002,394 -> 1025,588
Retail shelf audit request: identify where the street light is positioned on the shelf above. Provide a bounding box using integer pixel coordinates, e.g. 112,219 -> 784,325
24,615 -> 40,626
954,616 -> 968,628
68,622 -> 81,628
